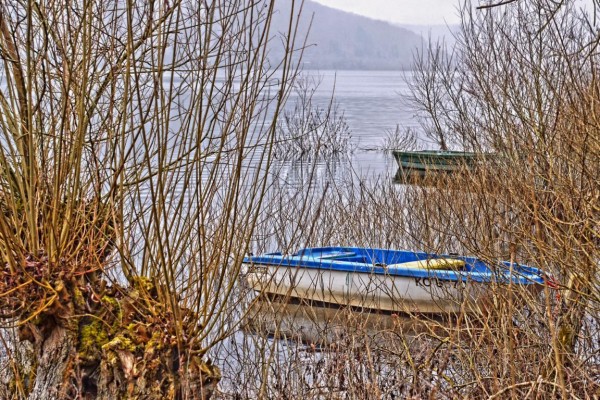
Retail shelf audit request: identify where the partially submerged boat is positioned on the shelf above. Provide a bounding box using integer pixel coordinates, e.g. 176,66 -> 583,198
243,247 -> 551,314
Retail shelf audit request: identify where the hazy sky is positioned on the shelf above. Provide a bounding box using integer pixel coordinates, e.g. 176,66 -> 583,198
312,0 -> 597,25
311,0 -> 463,25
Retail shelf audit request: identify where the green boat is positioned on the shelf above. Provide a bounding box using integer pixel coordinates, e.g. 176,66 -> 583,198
392,150 -> 490,173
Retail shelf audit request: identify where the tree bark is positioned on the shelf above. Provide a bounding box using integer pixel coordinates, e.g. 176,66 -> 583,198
1,280 -> 220,400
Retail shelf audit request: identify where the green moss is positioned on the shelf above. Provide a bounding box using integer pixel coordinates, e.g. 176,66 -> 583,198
146,330 -> 163,349
141,330 -> 164,358
73,286 -> 85,308
78,319 -> 109,363
101,294 -> 125,328
102,335 -> 137,353
102,295 -> 119,309
132,276 -> 153,292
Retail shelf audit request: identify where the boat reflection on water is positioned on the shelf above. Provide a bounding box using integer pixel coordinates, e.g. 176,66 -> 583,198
393,167 -> 457,186
393,167 -> 429,185
242,294 -> 448,346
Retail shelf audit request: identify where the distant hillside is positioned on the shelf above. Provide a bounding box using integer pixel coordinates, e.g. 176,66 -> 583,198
399,24 -> 460,48
270,1 -> 424,70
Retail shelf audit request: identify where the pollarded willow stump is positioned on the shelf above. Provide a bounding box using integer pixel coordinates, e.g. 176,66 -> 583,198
0,265 -> 220,400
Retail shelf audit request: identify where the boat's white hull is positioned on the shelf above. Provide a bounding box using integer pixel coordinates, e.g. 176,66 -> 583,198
244,264 -> 537,314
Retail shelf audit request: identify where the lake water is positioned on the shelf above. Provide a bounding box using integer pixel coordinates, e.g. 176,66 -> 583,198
283,70 -> 422,179
215,71 -> 430,393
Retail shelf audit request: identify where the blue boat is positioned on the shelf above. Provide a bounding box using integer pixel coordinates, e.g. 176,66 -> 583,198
243,247 -> 551,314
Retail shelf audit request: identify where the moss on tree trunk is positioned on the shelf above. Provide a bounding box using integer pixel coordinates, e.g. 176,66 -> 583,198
1,274 -> 220,399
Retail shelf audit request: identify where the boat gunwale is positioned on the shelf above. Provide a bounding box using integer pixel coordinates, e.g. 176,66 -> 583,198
243,247 -> 546,285
391,150 -> 494,159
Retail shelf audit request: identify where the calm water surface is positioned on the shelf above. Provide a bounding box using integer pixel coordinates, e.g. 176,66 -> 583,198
285,70 -> 421,179
219,71 -> 425,385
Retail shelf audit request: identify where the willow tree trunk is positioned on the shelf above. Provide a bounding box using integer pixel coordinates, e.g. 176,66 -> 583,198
0,279 -> 220,400
1,323 -> 75,399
